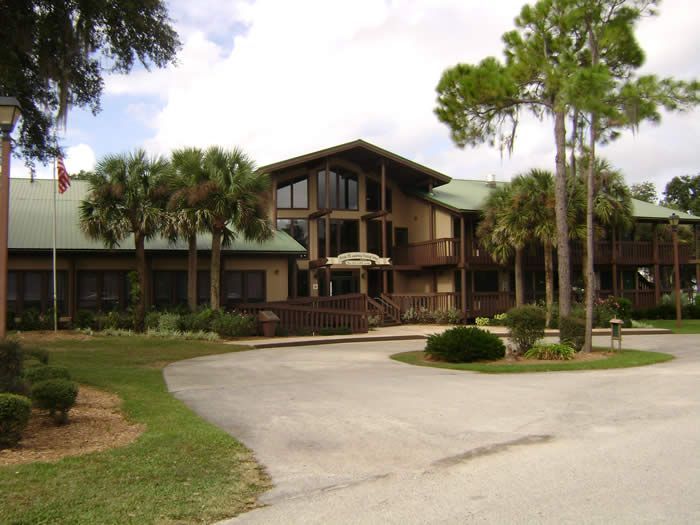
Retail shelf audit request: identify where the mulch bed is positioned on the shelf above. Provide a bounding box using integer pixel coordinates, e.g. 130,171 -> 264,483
0,385 -> 144,466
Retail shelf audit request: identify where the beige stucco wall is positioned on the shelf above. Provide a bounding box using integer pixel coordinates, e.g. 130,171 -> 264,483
435,209 -> 453,239
436,270 -> 455,293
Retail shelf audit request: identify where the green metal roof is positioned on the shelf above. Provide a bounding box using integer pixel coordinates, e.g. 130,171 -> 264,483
9,179 -> 306,253
419,178 -> 700,222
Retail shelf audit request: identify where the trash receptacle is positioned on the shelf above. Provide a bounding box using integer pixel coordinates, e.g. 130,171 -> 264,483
258,310 -> 280,337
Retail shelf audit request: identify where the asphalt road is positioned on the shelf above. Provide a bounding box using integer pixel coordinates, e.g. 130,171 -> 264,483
164,334 -> 700,524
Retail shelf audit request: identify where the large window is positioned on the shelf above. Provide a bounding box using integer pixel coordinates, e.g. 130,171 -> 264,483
222,271 -> 266,308
317,168 -> 358,210
197,271 -> 211,306
474,271 -> 499,293
8,271 -> 68,315
78,271 -> 127,311
153,271 -> 188,309
366,177 -> 392,212
277,176 -> 308,209
318,219 -> 359,257
277,218 -> 309,250
366,221 -> 393,256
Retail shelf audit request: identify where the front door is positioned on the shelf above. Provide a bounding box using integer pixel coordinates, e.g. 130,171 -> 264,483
330,270 -> 359,296
368,269 -> 382,298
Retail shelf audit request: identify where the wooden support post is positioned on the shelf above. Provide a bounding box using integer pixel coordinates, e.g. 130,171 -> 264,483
653,223 -> 661,304
460,215 -> 467,316
324,159 -> 331,282
381,159 -> 388,293
291,257 -> 298,299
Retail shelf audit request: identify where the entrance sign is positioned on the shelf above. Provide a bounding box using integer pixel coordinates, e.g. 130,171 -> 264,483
325,252 -> 391,266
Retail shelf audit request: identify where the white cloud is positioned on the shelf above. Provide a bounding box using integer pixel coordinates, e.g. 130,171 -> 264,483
102,0 -> 699,192
11,143 -> 96,179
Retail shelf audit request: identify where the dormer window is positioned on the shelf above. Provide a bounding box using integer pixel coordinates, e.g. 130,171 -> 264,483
277,176 -> 308,209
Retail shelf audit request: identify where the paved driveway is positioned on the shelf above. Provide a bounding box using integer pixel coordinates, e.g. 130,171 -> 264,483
164,335 -> 700,524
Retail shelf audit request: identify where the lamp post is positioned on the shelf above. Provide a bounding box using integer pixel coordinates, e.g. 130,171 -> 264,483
0,97 -> 22,340
669,212 -> 682,330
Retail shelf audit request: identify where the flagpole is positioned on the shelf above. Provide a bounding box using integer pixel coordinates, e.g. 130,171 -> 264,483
52,150 -> 58,332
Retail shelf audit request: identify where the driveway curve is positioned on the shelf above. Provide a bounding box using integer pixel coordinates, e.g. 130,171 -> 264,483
164,335 -> 700,524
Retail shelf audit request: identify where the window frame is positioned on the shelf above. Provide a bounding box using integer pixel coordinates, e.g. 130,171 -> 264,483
276,175 -> 309,210
222,270 -> 267,308
8,270 -> 69,315
317,167 -> 359,211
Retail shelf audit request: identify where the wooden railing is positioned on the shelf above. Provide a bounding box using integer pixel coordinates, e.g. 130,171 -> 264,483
237,301 -> 368,334
289,293 -> 367,312
385,292 -> 460,312
658,242 -> 691,264
470,243 -> 496,265
392,238 -> 460,266
471,292 -> 514,317
378,294 -> 402,323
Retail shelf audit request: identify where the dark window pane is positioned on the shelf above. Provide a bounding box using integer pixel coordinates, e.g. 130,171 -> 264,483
24,272 -> 42,312
197,271 -> 210,305
277,218 -> 291,235
224,271 -> 243,307
294,219 -> 308,250
347,176 -> 358,210
366,178 -> 380,212
474,271 -> 499,293
79,273 -> 98,310
339,220 -> 359,253
329,171 -> 338,208
317,171 -> 326,208
318,219 -> 327,258
7,272 -> 16,314
293,178 -> 308,208
48,272 -> 68,314
297,269 -> 309,297
175,272 -> 187,306
246,272 -> 265,303
102,272 -> 122,311
277,183 -> 291,208
367,221 -> 381,254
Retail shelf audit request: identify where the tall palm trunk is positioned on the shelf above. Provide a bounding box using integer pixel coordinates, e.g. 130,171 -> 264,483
187,234 -> 198,311
554,108 -> 571,317
514,246 -> 524,306
134,231 -> 147,332
544,240 -> 554,327
584,24 -> 599,353
210,229 -> 222,310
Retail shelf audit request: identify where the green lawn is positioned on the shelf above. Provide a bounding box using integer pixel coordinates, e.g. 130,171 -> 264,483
391,348 -> 674,373
641,319 -> 700,334
0,335 -> 269,525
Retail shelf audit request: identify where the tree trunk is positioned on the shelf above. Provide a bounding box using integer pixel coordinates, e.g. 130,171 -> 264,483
210,229 -> 222,310
515,246 -> 524,307
544,240 -> 554,327
554,108 -> 572,317
187,234 -> 198,311
134,231 -> 147,332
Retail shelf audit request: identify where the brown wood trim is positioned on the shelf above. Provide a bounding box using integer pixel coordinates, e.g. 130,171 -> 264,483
308,208 -> 332,219
361,210 -> 388,221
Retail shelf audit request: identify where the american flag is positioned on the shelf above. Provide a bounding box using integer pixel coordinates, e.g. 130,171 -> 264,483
57,156 -> 71,194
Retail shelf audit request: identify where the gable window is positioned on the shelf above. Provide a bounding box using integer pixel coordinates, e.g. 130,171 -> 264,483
317,168 -> 358,210
277,176 -> 308,209
366,177 -> 392,212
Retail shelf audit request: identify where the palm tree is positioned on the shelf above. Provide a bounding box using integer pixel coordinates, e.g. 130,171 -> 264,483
510,170 -> 557,325
477,184 -> 529,306
166,147 -> 209,310
79,149 -> 171,331
198,147 -> 273,310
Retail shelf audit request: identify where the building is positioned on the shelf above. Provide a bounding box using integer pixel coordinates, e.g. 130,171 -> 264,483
8,139 -> 700,325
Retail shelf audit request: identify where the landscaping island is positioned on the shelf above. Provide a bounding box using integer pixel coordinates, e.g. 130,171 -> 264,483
392,348 -> 673,373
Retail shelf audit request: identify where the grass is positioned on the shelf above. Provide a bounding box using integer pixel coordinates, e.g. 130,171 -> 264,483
0,335 -> 269,525
391,348 -> 674,373
640,319 -> 700,334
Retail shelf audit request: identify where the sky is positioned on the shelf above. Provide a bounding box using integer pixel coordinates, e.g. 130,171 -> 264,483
12,0 -> 700,200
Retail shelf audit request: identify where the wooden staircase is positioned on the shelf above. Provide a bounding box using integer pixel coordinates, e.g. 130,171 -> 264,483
368,295 -> 402,326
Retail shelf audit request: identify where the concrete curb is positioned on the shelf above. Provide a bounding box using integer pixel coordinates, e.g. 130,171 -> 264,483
240,327 -> 672,349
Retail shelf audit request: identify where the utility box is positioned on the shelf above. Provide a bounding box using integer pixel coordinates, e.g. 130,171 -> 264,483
610,318 -> 623,352
258,310 -> 280,337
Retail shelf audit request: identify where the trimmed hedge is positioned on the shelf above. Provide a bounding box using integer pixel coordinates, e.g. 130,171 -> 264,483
25,365 -> 71,384
31,379 -> 79,425
425,326 -> 505,363
0,393 -> 32,448
505,305 -> 546,355
0,340 -> 25,394
559,315 -> 586,351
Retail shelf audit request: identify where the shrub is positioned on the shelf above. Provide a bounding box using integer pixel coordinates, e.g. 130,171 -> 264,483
594,296 -> 632,328
0,394 -> 32,448
103,311 -> 133,330
145,310 -> 161,330
524,342 -> 575,360
211,312 -> 256,338
25,365 -> 71,384
179,308 -> 217,332
475,317 -> 490,326
504,305 -> 546,355
491,312 -> 508,326
367,315 -> 382,328
559,314 -> 586,351
0,340 -> 25,393
31,379 -> 78,424
425,326 -> 505,363
630,319 -> 653,328
24,347 -> 49,365
432,308 -> 462,324
158,312 -> 181,332
318,326 -> 353,336
401,307 -> 432,324
18,308 -> 42,331
75,309 -> 95,329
